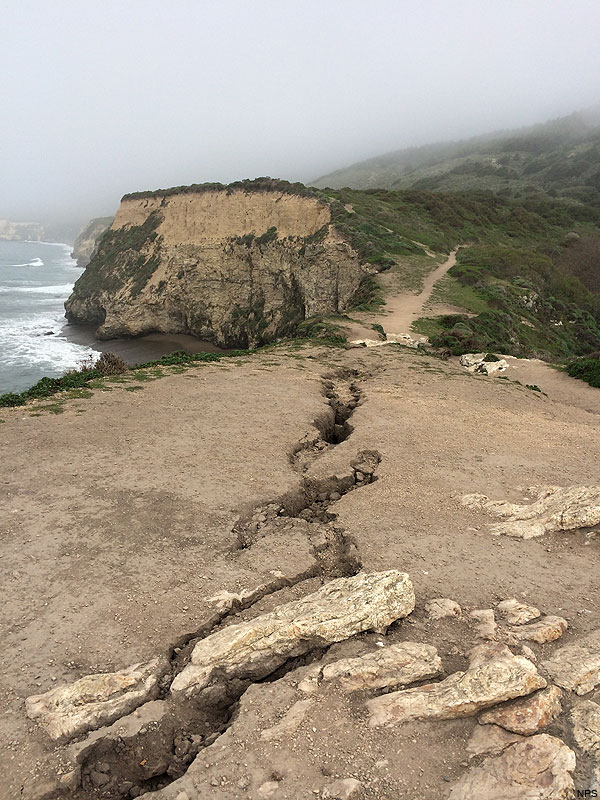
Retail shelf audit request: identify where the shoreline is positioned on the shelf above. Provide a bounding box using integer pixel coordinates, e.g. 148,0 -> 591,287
62,323 -> 228,365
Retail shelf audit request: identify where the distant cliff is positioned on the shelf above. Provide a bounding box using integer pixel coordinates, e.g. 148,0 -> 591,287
71,217 -> 113,267
64,180 -> 368,348
0,219 -> 44,241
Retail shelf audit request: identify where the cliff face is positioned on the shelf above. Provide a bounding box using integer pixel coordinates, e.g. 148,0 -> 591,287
71,217 -> 113,267
0,219 -> 44,241
64,184 -> 367,347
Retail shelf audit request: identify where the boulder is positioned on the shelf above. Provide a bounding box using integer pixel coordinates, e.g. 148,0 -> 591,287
448,734 -> 576,799
496,598 -> 541,626
460,353 -> 485,368
462,485 -> 600,539
367,644 -> 545,727
542,630 -> 600,695
509,616 -> 568,644
479,686 -> 563,735
425,597 -> 462,620
171,571 -> 415,697
25,658 -> 168,742
320,642 -> 442,692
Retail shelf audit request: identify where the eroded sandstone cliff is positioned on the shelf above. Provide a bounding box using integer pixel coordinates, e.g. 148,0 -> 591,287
71,216 -> 114,267
65,180 -> 367,347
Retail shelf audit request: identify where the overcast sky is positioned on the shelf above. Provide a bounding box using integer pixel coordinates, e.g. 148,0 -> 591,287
2,0 -> 600,226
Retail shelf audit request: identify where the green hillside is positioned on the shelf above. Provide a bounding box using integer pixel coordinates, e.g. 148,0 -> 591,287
313,109 -> 600,210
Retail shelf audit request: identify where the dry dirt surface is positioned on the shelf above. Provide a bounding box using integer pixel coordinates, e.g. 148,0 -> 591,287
1,343 -> 599,800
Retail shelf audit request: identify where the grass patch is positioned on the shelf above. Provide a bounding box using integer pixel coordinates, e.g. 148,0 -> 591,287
124,385 -> 144,392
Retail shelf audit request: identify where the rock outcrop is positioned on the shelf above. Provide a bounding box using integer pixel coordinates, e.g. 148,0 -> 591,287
25,657 -> 168,741
367,644 -> 546,727
65,180 -> 369,347
71,216 -> 113,267
462,484 -> 600,538
542,629 -> 600,694
171,570 -> 415,698
448,734 -> 576,799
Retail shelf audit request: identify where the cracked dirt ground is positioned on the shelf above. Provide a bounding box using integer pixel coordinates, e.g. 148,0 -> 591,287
1,344 -> 599,799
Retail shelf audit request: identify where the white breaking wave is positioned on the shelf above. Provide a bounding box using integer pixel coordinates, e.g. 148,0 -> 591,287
0,283 -> 75,295
0,310 -> 94,371
6,258 -> 45,267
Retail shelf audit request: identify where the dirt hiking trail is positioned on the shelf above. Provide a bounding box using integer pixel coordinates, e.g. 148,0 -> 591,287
377,247 -> 459,336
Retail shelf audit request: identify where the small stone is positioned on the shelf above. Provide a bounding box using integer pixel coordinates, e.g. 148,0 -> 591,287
89,771 -> 110,788
322,778 -> 363,799
425,598 -> 462,620
470,609 -> 497,640
479,686 -> 563,735
496,598 -> 541,626
257,781 -> 279,797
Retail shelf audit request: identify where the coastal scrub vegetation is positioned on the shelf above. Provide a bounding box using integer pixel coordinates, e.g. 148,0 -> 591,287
566,356 -> 600,387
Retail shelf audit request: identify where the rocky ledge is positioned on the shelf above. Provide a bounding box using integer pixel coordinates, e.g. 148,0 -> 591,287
64,180 -> 371,348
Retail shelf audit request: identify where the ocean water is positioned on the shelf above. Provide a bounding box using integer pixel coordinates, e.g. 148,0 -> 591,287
0,241 -> 94,395
0,240 -> 226,396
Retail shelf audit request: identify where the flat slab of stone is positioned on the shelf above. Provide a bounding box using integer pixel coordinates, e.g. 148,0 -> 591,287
171,571 -> 415,697
25,658 -> 168,742
322,778 -> 363,799
320,642 -> 442,692
448,734 -> 576,799
467,724 -> 525,758
260,698 -> 313,741
496,598 -> 541,626
425,597 -> 462,620
479,685 -> 563,735
570,699 -> 600,755
470,609 -> 497,640
462,485 -> 600,539
542,629 -> 600,695
367,644 -> 545,727
509,616 -> 568,644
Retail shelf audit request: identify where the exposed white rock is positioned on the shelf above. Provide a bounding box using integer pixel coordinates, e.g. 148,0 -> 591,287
448,734 -> 576,799
460,353 -> 486,367
367,644 -> 545,727
470,609 -> 497,640
543,630 -> 600,695
466,724 -> 525,758
509,616 -> 568,644
479,686 -> 563,735
320,642 -> 442,691
322,778 -> 363,799
171,571 -> 415,697
25,658 -> 168,742
462,485 -> 600,538
496,598 -> 541,626
571,699 -> 600,755
425,597 -> 462,620
459,353 -> 508,374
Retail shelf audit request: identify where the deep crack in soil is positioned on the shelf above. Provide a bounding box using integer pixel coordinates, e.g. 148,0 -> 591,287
46,370 -> 381,800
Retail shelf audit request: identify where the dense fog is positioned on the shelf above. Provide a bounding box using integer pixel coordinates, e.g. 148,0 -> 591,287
2,0 -> 600,230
